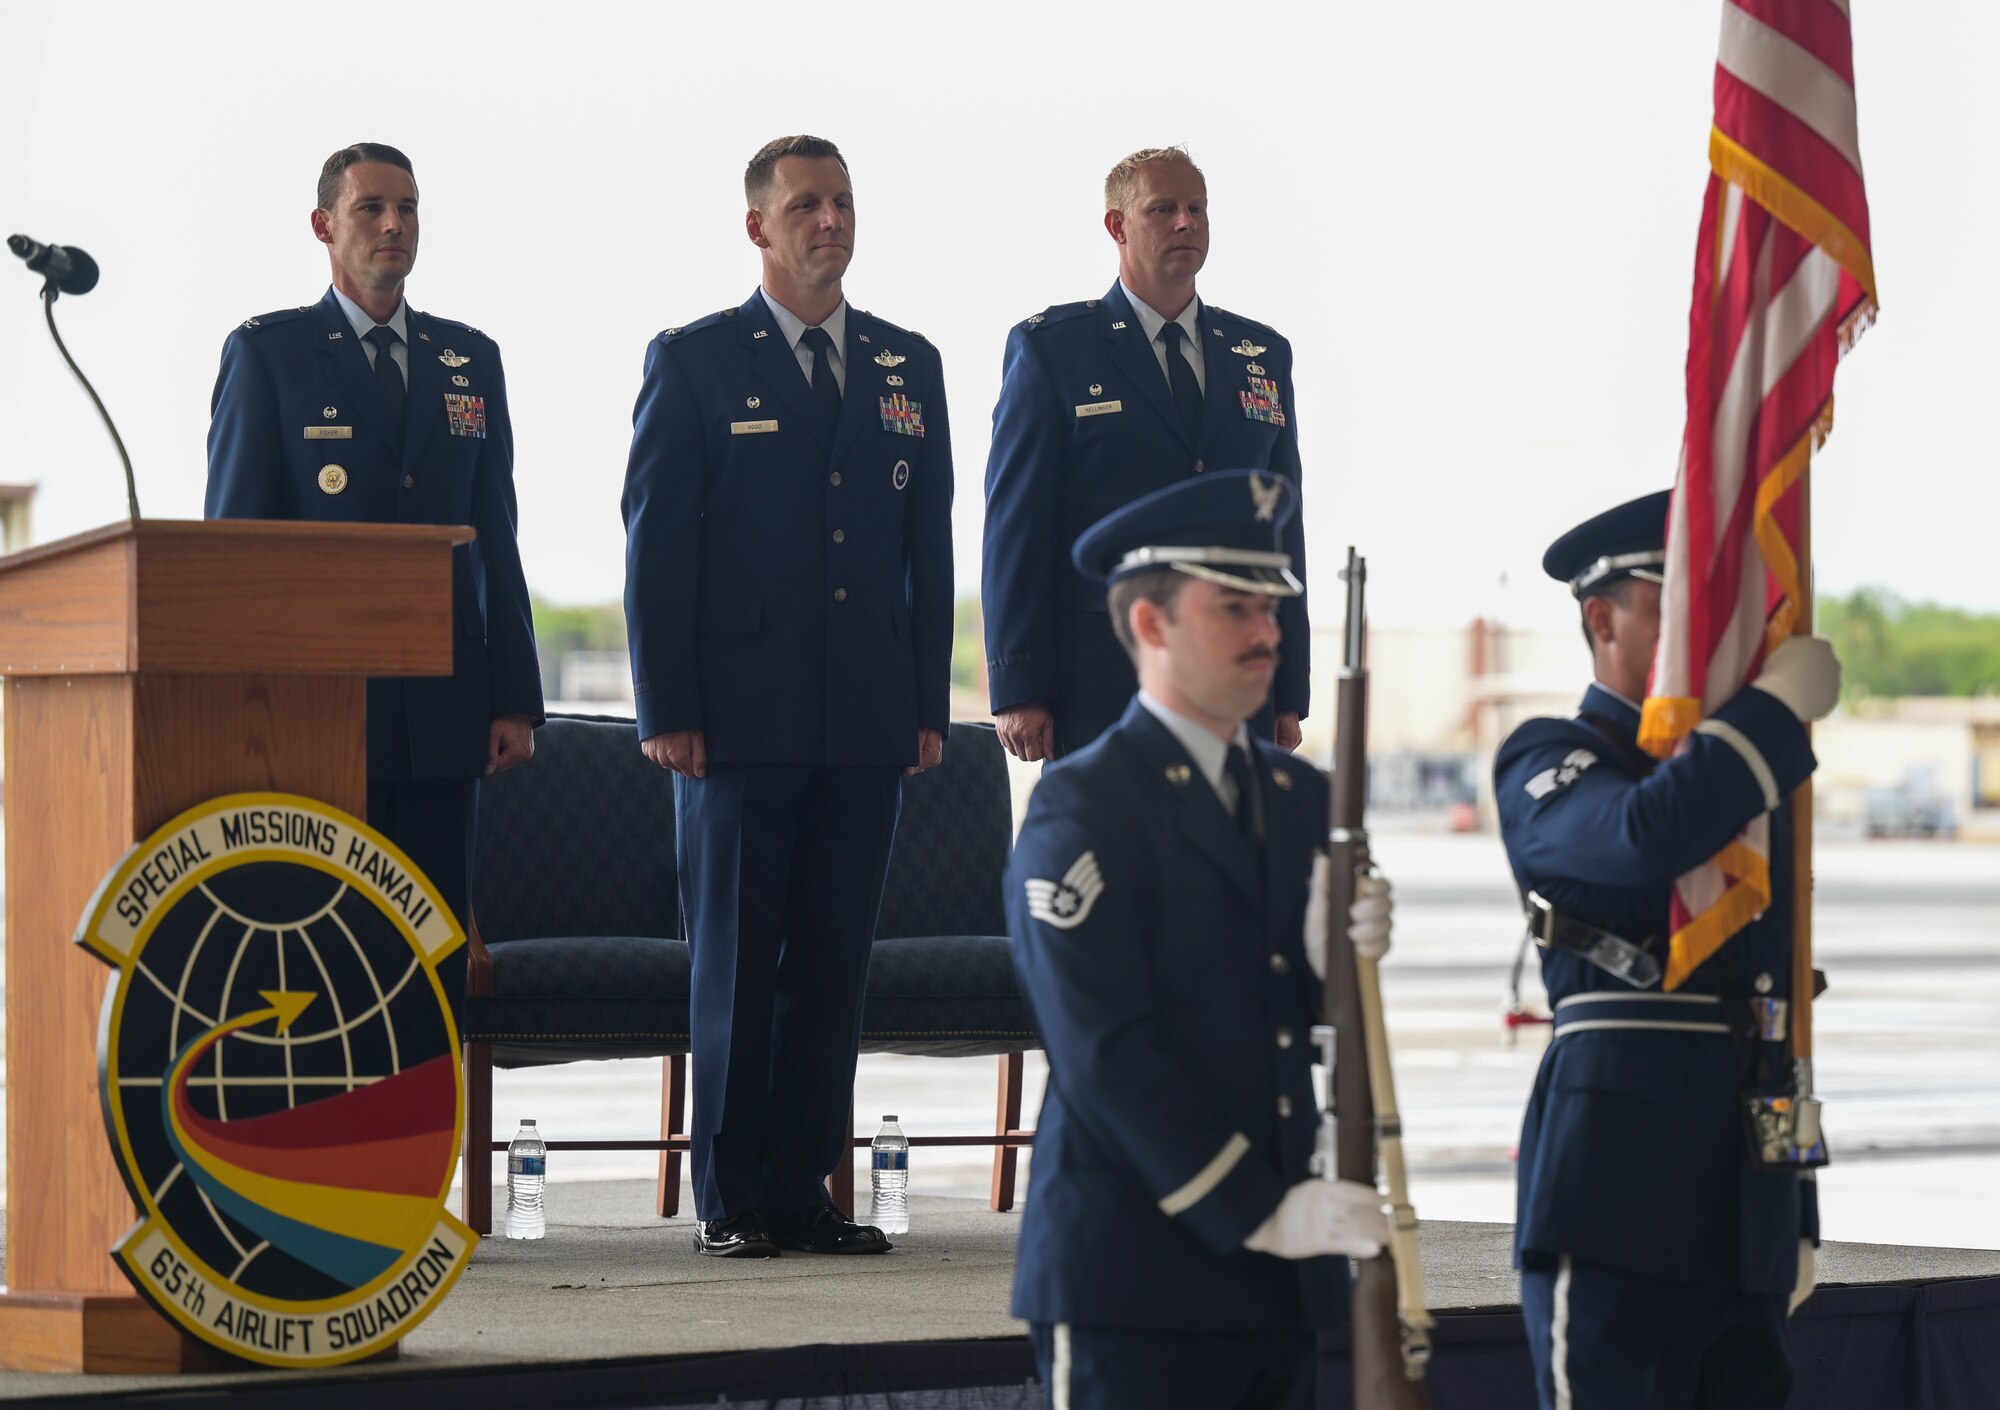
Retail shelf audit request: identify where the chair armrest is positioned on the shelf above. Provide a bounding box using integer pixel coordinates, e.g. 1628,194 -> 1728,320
465,911 -> 497,999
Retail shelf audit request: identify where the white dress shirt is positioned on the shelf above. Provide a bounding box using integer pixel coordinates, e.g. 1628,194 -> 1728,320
760,288 -> 848,394
329,285 -> 410,388
1138,690 -> 1254,819
1120,280 -> 1206,395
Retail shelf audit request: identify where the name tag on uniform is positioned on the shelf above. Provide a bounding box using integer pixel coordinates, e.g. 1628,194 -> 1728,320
730,419 -> 780,435
303,426 -> 352,440
1074,400 -> 1123,418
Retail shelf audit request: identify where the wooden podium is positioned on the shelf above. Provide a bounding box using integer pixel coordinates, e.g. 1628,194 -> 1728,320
0,519 -> 470,1373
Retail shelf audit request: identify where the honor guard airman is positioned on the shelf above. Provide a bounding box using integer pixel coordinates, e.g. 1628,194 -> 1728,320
1008,471 -> 1389,1410
1496,491 -> 1841,1409
205,143 -> 543,1008
622,135 -> 953,1259
982,146 -> 1311,764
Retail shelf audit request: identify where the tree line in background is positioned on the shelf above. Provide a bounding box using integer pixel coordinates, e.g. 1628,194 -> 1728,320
532,595 -> 992,695
1819,588 -> 2000,700
532,588 -> 2000,704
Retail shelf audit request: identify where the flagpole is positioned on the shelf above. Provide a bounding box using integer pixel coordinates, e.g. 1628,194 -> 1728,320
1791,475 -> 1813,1066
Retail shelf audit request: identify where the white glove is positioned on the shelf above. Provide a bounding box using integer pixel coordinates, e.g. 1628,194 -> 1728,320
1350,874 -> 1393,961
1789,1237 -> 1818,1314
1304,851 -> 1329,980
1243,1179 -> 1388,1260
1752,636 -> 1842,722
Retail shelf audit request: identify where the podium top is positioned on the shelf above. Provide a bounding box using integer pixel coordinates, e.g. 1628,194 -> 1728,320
0,518 -> 475,678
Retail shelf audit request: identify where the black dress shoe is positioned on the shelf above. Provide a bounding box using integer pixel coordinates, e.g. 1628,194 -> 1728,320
767,1205 -> 893,1254
693,1211 -> 779,1258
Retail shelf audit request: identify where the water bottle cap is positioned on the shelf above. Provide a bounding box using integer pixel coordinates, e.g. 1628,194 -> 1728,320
882,1114 -> 898,1123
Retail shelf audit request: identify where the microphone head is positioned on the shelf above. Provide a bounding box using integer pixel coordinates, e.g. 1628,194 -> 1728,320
6,234 -> 33,260
58,246 -> 99,296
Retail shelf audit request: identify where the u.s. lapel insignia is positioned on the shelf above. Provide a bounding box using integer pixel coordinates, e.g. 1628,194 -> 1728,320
1088,383 -> 1103,396
1249,473 -> 1282,523
417,331 -> 432,341
885,374 -> 905,387
746,395 -> 762,409
317,464 -> 348,495
326,331 -> 344,340
874,350 -> 906,367
1111,321 -> 1128,330
451,374 -> 470,388
322,406 -> 338,419
1025,851 -> 1105,930
1165,763 -> 1192,786
858,333 -> 872,343
1270,767 -> 1294,792
1246,361 -> 1266,376
892,458 -> 910,490
439,349 -> 471,368
753,329 -> 769,339
1231,339 -> 1267,357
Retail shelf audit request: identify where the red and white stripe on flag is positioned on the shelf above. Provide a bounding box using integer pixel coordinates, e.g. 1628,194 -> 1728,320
1639,0 -> 1876,992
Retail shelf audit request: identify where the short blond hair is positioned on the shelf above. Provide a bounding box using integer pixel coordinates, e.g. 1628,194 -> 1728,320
1104,146 -> 1205,212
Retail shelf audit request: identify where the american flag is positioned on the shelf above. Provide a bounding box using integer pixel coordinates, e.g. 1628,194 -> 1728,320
1638,0 -> 1876,991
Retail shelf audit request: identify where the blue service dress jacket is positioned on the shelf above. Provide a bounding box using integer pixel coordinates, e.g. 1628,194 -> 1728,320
204,289 -> 544,778
981,283 -> 1309,752
621,291 -> 953,764
1495,681 -> 1820,1296
1006,698 -> 1345,1333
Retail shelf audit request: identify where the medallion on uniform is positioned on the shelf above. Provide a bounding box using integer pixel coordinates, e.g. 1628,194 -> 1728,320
443,393 -> 487,439
1240,376 -> 1286,427
318,464 -> 348,495
879,392 -> 925,437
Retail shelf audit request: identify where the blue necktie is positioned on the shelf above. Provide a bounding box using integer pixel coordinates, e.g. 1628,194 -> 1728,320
799,325 -> 842,444
365,325 -> 407,426
1225,743 -> 1263,843
1158,321 -> 1202,445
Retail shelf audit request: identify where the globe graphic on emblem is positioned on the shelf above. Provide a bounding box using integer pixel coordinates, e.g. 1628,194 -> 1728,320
108,859 -> 457,1302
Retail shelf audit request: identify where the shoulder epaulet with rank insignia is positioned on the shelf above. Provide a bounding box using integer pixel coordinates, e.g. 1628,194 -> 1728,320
658,309 -> 734,343
236,306 -> 313,334
420,312 -> 492,343
1206,305 -> 1282,338
1022,299 -> 1096,331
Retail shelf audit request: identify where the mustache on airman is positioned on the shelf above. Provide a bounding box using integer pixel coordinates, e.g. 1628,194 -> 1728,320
1236,648 -> 1280,667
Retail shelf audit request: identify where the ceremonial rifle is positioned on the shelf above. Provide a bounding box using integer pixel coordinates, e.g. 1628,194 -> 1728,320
1317,547 -> 1434,1404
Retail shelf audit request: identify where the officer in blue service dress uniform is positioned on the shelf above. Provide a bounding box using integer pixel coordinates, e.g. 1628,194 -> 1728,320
622,136 -> 953,1259
1008,471 -> 1391,1410
1496,491 -> 1841,1409
205,143 -> 543,1007
982,146 -> 1310,764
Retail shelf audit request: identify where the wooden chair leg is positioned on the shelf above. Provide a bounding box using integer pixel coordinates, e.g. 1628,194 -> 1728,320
991,1051 -> 1026,1212
829,1103 -> 856,1218
656,1054 -> 687,1219
462,1041 -> 493,1236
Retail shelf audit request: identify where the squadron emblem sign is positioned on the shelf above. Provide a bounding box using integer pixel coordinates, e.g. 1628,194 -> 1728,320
77,793 -> 473,1366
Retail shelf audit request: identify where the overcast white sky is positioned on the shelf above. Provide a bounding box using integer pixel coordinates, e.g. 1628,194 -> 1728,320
2,1 -> 1992,632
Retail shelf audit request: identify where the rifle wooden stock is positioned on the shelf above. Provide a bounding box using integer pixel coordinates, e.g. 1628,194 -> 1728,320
1323,549 -> 1433,1406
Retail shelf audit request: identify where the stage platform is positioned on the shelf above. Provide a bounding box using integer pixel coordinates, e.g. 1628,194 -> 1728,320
3,1179 -> 1998,1407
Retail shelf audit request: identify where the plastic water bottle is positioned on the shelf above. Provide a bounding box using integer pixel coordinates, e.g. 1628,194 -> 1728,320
870,1115 -> 910,1234
506,1119 -> 546,1240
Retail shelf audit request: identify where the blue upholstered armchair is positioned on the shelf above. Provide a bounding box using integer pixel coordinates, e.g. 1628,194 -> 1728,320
459,716 -> 1038,1234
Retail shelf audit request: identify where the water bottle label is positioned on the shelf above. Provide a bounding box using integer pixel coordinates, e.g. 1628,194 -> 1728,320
508,1155 -> 545,1177
871,1150 -> 908,1172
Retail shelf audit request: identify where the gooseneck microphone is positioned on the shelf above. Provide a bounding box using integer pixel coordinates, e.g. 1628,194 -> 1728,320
8,234 -> 100,296
8,233 -> 137,519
